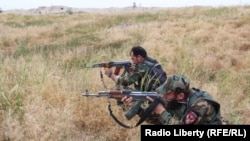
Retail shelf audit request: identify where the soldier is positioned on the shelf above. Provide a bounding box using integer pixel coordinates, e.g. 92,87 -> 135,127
104,46 -> 167,91
122,74 -> 223,125
104,46 -> 167,120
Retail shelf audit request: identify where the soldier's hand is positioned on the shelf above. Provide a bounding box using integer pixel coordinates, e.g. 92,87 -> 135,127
104,68 -> 112,76
121,96 -> 133,107
147,96 -> 166,115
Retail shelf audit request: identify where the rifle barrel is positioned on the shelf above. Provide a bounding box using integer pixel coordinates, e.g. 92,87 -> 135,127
82,93 -> 109,97
82,90 -> 160,100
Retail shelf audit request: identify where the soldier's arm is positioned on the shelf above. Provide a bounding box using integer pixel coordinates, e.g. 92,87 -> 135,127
185,99 -> 217,125
118,63 -> 149,86
147,96 -> 174,125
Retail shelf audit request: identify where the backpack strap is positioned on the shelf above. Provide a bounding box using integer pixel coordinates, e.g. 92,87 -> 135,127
144,61 -> 167,90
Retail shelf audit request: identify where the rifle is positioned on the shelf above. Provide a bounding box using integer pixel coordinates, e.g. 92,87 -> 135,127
82,89 -> 160,100
82,89 -> 162,129
89,61 -> 132,75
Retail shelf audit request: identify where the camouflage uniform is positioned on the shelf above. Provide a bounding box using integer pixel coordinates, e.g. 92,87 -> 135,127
151,74 -> 222,125
158,88 -> 222,125
117,57 -> 166,91
117,57 -> 167,120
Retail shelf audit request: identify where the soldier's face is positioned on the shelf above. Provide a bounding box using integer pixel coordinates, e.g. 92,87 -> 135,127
162,91 -> 182,109
163,91 -> 184,101
163,91 -> 175,101
130,52 -> 144,64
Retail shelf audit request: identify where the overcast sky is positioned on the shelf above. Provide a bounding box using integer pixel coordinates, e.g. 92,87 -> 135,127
1,0 -> 250,10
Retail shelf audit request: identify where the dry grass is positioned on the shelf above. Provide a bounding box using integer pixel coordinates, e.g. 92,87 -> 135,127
0,5 -> 249,141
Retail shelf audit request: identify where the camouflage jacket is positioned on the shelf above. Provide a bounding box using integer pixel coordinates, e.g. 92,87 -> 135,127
117,57 -> 166,91
120,57 -> 167,120
158,88 -> 222,125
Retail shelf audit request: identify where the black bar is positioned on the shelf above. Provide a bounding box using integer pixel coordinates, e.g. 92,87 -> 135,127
141,125 -> 250,141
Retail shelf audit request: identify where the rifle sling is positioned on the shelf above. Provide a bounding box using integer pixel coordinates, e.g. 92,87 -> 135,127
108,98 -> 162,129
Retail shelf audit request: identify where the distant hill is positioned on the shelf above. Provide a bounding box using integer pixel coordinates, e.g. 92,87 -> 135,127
2,5 -> 171,15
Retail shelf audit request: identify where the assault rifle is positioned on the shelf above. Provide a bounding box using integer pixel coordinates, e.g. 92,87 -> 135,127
88,61 -> 132,75
82,89 -> 162,129
82,89 -> 160,100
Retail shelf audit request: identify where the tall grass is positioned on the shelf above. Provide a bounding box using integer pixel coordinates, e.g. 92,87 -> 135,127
0,6 -> 249,140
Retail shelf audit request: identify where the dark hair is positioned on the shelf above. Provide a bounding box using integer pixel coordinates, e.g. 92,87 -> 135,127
130,46 -> 147,58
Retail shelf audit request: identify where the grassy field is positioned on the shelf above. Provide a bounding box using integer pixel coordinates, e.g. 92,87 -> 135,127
0,5 -> 249,141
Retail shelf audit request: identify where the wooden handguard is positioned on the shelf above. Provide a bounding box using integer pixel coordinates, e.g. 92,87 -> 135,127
114,66 -> 122,75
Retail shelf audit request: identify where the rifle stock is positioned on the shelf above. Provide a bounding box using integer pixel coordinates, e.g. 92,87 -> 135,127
82,89 -> 160,101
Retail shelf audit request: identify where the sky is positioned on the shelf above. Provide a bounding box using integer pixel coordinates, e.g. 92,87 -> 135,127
1,0 -> 250,10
